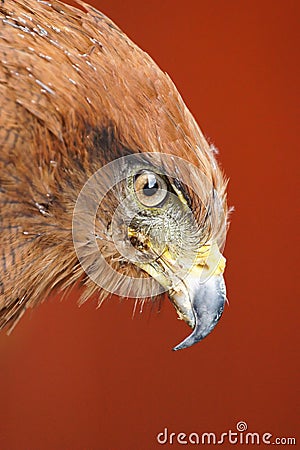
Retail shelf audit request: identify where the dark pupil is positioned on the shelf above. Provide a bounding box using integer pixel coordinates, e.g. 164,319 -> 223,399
143,177 -> 159,196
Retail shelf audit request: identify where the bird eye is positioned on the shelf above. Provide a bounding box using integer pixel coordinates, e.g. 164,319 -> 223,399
134,171 -> 168,207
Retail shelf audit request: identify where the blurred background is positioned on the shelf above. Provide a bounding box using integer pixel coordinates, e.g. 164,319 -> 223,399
1,0 -> 299,449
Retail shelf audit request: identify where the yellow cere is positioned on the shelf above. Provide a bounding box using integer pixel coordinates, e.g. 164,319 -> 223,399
194,243 -> 226,276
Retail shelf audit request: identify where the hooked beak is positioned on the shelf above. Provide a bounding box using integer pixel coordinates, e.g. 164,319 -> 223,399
170,273 -> 226,351
136,241 -> 226,350
168,243 -> 227,351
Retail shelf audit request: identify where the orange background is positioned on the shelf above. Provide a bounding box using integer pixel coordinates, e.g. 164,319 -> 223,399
0,0 -> 299,449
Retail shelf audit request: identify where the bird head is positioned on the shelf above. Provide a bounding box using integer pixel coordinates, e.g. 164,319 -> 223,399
0,0 -> 229,350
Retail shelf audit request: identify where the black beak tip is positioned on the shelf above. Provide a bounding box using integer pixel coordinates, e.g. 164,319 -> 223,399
172,300 -> 225,352
172,333 -> 206,352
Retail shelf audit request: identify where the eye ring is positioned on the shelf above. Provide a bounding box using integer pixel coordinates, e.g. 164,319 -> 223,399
134,171 -> 168,207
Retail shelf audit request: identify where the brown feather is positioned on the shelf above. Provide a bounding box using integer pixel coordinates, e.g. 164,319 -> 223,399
0,0 -> 227,330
